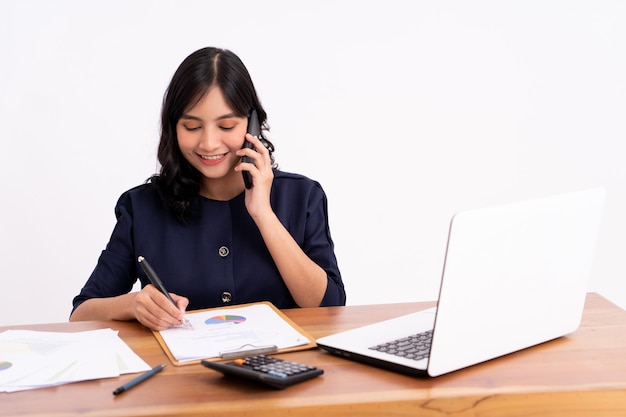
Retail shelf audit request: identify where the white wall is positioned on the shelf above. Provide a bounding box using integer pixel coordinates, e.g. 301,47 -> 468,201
1,0 -> 624,325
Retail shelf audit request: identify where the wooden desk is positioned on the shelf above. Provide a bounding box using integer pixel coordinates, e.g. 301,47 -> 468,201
2,293 -> 625,417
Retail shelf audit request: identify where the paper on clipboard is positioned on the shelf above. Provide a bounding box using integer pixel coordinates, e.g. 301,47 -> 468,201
153,302 -> 316,365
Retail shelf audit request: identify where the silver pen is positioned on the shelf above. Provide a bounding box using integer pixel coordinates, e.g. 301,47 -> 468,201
137,256 -> 193,330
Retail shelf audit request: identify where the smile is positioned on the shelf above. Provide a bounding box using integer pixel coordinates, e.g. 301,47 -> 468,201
198,153 -> 227,165
200,153 -> 226,160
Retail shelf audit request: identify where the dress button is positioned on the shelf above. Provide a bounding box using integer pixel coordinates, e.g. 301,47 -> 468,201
218,246 -> 229,257
221,291 -> 232,303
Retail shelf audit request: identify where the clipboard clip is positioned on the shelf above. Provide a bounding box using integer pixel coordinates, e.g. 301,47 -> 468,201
219,344 -> 278,360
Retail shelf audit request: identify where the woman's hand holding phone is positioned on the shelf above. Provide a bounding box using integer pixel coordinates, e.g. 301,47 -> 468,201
238,145 -> 274,220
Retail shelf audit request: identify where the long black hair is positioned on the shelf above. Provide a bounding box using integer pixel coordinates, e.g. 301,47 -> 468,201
150,47 -> 275,223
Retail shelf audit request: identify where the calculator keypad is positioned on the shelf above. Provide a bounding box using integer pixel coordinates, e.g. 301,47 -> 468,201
235,355 -> 317,378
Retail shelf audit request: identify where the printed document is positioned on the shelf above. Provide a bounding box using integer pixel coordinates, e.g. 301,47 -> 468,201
0,328 -> 150,392
157,303 -> 312,363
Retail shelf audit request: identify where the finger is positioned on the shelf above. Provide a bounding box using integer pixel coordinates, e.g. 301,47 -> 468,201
244,133 -> 270,155
136,287 -> 184,329
134,300 -> 177,331
137,310 -> 175,331
239,147 -> 269,170
245,132 -> 261,142
145,285 -> 183,315
171,293 -> 190,313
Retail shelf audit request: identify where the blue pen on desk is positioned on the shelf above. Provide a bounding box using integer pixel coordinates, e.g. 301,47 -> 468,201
137,256 -> 193,330
113,364 -> 166,395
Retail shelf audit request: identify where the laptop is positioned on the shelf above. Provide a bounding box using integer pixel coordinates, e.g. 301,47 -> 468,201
317,187 -> 606,377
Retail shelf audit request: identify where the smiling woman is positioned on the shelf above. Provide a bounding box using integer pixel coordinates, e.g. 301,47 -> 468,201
68,47 -> 346,331
175,87 -> 251,200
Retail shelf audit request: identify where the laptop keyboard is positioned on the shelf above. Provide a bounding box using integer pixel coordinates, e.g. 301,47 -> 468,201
369,329 -> 433,361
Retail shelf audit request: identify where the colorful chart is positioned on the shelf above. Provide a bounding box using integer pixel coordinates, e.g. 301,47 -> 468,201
204,315 -> 247,325
0,361 -> 12,371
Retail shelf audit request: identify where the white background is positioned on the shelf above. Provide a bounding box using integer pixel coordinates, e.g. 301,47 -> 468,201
1,1 -> 624,325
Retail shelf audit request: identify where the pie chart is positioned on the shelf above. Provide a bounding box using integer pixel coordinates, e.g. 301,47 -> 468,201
204,315 -> 246,325
0,361 -> 12,371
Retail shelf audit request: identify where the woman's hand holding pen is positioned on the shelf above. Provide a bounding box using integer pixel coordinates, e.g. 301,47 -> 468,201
133,285 -> 189,331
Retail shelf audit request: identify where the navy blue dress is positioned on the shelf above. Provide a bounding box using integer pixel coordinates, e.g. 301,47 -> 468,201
72,170 -> 345,313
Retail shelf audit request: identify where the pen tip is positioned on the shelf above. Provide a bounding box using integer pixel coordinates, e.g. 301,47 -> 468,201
137,256 -> 144,262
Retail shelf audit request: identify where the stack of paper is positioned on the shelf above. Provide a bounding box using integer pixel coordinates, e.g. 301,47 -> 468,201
0,328 -> 150,393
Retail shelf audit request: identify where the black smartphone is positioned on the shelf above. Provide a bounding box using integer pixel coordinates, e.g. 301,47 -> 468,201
242,109 -> 260,189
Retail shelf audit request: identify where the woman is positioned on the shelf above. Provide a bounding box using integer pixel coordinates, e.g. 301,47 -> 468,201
70,47 -> 345,330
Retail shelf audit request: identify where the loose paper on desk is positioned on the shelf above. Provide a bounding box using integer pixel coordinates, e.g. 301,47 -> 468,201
158,303 -> 312,363
0,328 -> 150,393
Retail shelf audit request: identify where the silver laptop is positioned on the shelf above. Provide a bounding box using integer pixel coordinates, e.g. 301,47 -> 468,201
317,187 -> 605,377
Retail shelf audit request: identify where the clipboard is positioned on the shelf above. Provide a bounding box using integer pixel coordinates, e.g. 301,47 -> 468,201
152,302 -> 317,366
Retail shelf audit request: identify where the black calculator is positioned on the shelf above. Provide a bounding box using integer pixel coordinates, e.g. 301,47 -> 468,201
201,355 -> 323,389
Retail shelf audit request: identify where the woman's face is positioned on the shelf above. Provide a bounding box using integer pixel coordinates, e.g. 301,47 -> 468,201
176,86 -> 248,190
